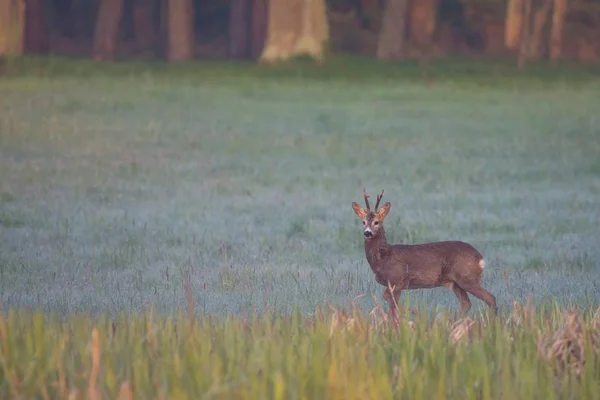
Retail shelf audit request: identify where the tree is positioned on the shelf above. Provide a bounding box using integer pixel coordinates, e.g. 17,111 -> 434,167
229,0 -> 251,58
251,0 -> 268,58
53,0 -> 76,38
158,0 -> 168,58
529,0 -> 553,61
408,0 -> 439,81
0,0 -> 26,57
133,0 -> 156,54
166,0 -> 194,61
260,0 -> 329,63
25,0 -> 49,54
505,0 -> 524,50
516,0 -> 553,68
93,0 -> 125,61
361,0 -> 382,29
549,0 -> 568,61
377,0 -> 409,61
517,0 -> 533,67
408,0 -> 439,49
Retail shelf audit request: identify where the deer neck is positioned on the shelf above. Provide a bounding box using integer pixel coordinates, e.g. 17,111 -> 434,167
364,228 -> 390,267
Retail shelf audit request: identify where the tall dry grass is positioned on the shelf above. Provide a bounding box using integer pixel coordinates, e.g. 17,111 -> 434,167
1,300 -> 599,399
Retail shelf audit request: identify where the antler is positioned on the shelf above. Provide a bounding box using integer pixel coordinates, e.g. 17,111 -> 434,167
362,188 -> 371,211
374,189 -> 384,211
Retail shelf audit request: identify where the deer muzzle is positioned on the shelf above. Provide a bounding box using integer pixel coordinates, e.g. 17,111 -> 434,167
364,230 -> 373,238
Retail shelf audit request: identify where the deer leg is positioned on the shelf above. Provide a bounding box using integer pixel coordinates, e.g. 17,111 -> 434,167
461,283 -> 497,315
383,287 -> 401,319
450,283 -> 472,315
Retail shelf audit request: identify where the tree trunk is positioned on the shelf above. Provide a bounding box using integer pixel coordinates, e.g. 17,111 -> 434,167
360,0 -> 381,30
408,0 -> 438,82
376,0 -> 408,61
158,0 -> 168,58
293,0 -> 329,61
260,0 -> 301,63
505,0 -> 523,50
517,0 -> 552,67
549,0 -> 567,61
0,0 -> 26,57
54,0 -> 76,37
518,0 -> 532,68
229,0 -> 250,59
260,0 -> 329,63
408,0 -> 438,46
250,0 -> 268,58
133,0 -> 155,53
529,0 -> 552,61
166,0 -> 194,61
93,0 -> 125,61
25,0 -> 49,53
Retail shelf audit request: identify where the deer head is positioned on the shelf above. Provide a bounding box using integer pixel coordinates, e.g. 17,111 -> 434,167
352,189 -> 391,239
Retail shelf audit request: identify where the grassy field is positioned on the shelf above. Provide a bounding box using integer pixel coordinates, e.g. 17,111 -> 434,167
0,56 -> 599,398
0,304 -> 599,399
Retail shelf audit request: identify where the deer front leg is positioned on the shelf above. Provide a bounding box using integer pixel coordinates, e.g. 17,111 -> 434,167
383,285 -> 401,320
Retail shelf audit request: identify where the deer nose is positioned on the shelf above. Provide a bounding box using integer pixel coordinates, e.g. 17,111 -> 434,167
364,230 -> 373,238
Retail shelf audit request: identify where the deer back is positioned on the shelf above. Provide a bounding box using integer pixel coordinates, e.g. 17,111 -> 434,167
366,240 -> 483,290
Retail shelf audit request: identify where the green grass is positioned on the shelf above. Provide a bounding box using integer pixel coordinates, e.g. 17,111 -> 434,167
1,56 -> 599,316
1,55 -> 600,398
3,54 -> 600,86
1,304 -> 599,399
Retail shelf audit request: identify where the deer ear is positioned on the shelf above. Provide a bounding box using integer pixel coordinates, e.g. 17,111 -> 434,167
352,202 -> 367,219
377,202 -> 391,220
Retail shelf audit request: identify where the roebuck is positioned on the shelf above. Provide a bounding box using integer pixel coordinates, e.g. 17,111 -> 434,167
352,189 -> 497,316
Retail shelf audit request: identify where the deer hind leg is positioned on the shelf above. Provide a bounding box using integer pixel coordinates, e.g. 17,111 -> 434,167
460,282 -> 498,315
450,282 -> 472,315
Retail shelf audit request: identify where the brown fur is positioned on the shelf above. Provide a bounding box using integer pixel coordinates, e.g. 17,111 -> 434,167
352,189 -> 497,316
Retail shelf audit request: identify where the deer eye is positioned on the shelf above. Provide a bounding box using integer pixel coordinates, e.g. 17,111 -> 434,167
374,221 -> 379,226
362,221 -> 366,226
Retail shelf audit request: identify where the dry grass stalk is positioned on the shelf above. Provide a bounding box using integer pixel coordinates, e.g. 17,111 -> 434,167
328,308 -> 352,337
0,304 -> 7,354
509,297 -> 536,328
368,297 -> 394,334
88,328 -> 101,400
328,302 -> 365,337
591,307 -> 600,332
39,377 -> 51,400
56,335 -> 68,399
0,306 -> 24,398
537,309 -> 599,376
591,307 -> 600,355
449,317 -> 476,344
0,304 -> 19,398
368,295 -> 418,333
68,388 -> 79,400
118,381 -> 134,400
183,271 -> 195,329
6,370 -> 20,399
145,305 -> 157,357
328,294 -> 406,337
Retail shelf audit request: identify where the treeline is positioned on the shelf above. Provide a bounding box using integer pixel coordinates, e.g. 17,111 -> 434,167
1,0 -> 599,66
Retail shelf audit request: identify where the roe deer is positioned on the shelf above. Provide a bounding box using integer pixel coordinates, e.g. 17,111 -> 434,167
352,189 -> 497,316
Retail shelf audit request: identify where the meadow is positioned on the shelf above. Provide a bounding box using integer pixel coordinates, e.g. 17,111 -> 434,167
0,56 -> 599,398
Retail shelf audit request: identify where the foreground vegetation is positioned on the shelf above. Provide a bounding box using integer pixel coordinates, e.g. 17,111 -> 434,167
1,301 -> 599,399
